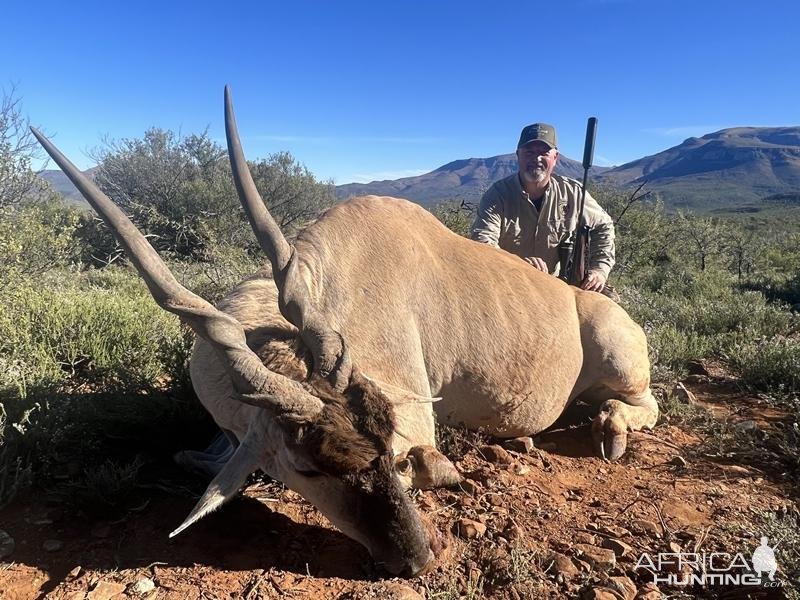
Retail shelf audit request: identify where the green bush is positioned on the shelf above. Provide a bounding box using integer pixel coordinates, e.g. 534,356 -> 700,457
620,268 -> 798,382
0,267 -> 200,507
727,336 -> 800,395
0,198 -> 82,278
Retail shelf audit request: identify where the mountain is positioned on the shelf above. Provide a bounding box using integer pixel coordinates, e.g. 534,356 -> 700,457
38,167 -> 98,204
336,155 -> 609,206
336,127 -> 800,210
597,127 -> 800,209
37,127 -> 800,211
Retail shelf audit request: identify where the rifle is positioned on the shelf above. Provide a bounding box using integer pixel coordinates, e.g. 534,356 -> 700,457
560,117 -> 598,286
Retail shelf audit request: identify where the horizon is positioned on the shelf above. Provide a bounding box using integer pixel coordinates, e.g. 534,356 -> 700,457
3,0 -> 798,184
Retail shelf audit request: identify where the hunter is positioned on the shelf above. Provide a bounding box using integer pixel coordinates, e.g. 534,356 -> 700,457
471,123 -> 616,295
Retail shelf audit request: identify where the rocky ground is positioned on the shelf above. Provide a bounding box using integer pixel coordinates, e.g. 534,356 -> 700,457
1,370 -> 797,600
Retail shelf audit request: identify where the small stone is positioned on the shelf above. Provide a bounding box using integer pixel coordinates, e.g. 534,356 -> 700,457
598,525 -> 631,538
87,581 -> 126,600
504,436 -> 534,453
0,530 -> 14,559
575,532 -> 597,545
574,544 -> 616,570
68,566 -> 83,578
668,541 -> 682,553
549,552 -> 580,578
608,576 -> 637,600
668,456 -> 688,468
43,539 -> 63,552
583,588 -> 619,600
630,519 -> 661,537
127,578 -> 156,596
485,493 -> 504,506
672,382 -> 696,404
686,360 -> 709,376
512,464 -> 530,476
504,524 -> 524,541
735,420 -> 759,433
453,518 -> 487,539
603,538 -> 634,557
480,444 -> 514,465
575,558 -> 592,572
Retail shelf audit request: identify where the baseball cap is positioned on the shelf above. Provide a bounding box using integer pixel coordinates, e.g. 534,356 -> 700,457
517,123 -> 558,149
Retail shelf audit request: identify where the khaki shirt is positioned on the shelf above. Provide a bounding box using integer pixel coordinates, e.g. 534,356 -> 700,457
471,173 -> 615,278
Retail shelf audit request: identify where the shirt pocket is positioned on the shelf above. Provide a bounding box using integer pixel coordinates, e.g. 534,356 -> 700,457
545,220 -> 568,247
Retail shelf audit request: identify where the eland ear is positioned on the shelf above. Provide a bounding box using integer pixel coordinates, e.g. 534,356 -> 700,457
170,414 -> 270,537
359,373 -> 441,405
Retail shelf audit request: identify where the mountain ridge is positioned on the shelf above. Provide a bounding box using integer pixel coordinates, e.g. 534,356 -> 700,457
38,126 -> 800,210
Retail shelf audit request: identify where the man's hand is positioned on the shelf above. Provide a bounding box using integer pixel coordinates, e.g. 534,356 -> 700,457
581,270 -> 607,292
523,256 -> 548,272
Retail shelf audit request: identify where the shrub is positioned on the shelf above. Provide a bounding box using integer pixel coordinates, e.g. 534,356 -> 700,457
0,267 -> 198,506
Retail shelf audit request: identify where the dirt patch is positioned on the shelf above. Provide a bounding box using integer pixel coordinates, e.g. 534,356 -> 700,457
1,380 -> 797,599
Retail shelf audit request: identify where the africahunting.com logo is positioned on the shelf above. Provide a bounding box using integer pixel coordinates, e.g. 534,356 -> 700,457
635,537 -> 782,587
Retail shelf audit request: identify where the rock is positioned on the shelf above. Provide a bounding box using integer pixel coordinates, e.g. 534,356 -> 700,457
686,360 -> 709,376
87,581 -> 126,600
672,382 -> 696,404
575,558 -> 592,572
504,524 -> 524,541
598,525 -> 631,538
43,539 -> 63,552
480,444 -> 513,464
512,464 -> 530,476
68,566 -> 83,578
504,436 -> 534,454
603,538 -> 634,557
453,518 -> 487,539
127,578 -> 156,596
608,576 -> 637,600
668,456 -> 688,468
668,541 -> 682,553
549,552 -> 580,578
630,519 -> 661,537
635,582 -> 662,599
583,588 -> 619,600
485,492 -> 504,507
0,530 -> 14,559
574,544 -> 616,570
575,532 -> 597,545
735,420 -> 760,434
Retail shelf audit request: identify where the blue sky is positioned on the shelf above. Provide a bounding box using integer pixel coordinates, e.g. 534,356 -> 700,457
3,0 -> 798,184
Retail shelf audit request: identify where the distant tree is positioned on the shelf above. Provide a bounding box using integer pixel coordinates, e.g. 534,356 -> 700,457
0,85 -> 47,208
721,222 -> 763,280
594,185 -> 675,274
675,212 -> 721,271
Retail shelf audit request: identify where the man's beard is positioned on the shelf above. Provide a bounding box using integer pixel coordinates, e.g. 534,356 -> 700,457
523,165 -> 548,185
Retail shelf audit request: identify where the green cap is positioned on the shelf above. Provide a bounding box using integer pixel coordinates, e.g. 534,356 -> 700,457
517,123 -> 558,149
